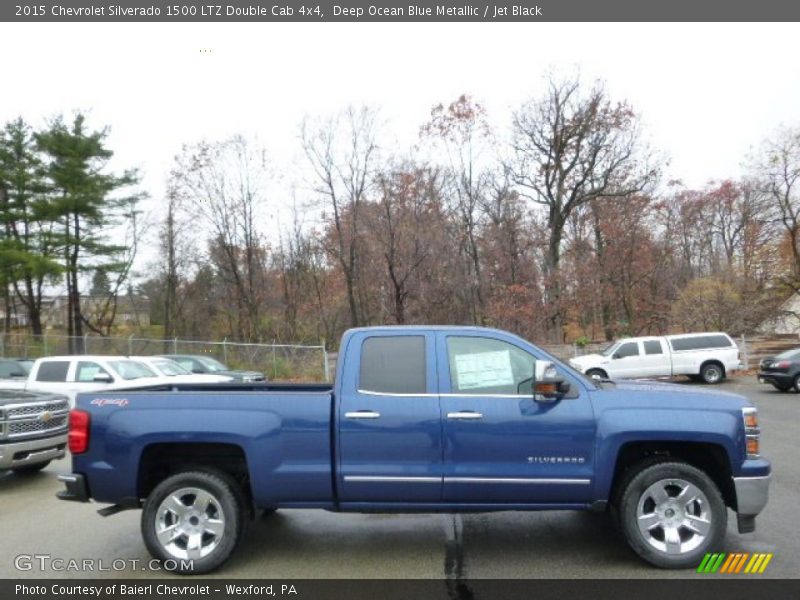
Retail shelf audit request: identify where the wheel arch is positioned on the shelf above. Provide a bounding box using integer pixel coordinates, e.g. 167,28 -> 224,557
608,441 -> 736,511
138,442 -> 254,514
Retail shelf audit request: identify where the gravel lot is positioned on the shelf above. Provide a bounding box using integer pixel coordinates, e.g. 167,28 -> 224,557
0,377 -> 796,580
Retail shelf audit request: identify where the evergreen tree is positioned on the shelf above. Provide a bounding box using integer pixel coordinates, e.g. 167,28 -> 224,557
36,113 -> 141,351
0,117 -> 62,335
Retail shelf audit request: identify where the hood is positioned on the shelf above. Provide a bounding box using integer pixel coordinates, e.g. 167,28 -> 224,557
0,389 -> 69,407
570,353 -> 608,365
595,378 -> 751,410
220,370 -> 266,381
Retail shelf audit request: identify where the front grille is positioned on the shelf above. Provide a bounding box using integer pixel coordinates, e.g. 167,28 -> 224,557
6,400 -> 69,418
8,416 -> 67,436
1,398 -> 70,440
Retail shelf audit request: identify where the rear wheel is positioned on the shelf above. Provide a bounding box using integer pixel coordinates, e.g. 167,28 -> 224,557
617,461 -> 726,568
794,374 -> 800,393
700,363 -> 724,384
141,471 -> 245,574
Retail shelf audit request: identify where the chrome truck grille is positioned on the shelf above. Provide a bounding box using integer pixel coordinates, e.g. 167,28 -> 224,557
0,398 -> 70,441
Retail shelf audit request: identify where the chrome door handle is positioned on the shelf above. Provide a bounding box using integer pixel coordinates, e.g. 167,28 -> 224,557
345,410 -> 381,419
447,411 -> 484,420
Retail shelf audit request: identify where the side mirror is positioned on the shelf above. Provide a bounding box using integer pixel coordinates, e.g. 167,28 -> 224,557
93,372 -> 113,383
192,368 -> 204,374
612,353 -> 621,360
531,359 -> 570,403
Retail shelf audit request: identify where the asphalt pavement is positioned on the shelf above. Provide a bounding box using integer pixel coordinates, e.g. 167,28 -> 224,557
0,378 -> 796,580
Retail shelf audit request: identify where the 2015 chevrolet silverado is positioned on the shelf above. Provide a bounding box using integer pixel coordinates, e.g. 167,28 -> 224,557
57,326 -> 771,574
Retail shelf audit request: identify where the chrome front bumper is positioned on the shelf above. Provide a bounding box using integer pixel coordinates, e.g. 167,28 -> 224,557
0,433 -> 67,470
734,474 -> 771,515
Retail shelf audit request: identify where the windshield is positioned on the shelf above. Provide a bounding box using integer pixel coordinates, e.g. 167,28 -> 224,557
601,343 -> 619,356
108,360 -> 157,380
153,359 -> 191,376
197,357 -> 229,372
774,348 -> 800,360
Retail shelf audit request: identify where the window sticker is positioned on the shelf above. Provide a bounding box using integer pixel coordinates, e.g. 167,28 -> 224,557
454,350 -> 514,389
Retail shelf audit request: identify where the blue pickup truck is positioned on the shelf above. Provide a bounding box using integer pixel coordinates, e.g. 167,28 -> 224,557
57,326 -> 771,574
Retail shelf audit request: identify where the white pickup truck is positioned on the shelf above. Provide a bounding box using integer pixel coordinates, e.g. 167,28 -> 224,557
569,332 -> 742,383
0,356 -> 171,406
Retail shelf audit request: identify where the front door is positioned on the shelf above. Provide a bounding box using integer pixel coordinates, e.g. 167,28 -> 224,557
437,332 -> 596,504
337,331 -> 443,503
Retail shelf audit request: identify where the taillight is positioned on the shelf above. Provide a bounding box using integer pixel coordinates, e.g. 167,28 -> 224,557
774,360 -> 791,369
68,410 -> 90,454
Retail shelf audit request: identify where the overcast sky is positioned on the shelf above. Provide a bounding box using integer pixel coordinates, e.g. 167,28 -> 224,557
2,22 -> 799,270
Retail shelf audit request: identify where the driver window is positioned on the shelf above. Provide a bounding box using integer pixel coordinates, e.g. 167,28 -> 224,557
616,342 -> 640,358
446,336 -> 534,395
76,361 -> 111,382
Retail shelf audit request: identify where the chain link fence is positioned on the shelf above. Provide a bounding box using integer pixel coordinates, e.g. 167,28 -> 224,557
0,333 -> 330,382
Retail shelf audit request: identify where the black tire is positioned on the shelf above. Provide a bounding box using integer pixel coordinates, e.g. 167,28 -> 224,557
699,362 -> 725,384
617,460 -> 727,569
12,460 -> 50,475
773,383 -> 792,393
586,368 -> 608,381
141,470 -> 245,574
793,374 -> 800,393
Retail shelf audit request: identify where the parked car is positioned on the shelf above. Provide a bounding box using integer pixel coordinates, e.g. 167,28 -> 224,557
0,389 -> 69,474
59,325 -> 769,573
9,358 -> 34,374
757,348 -> 800,392
569,332 -> 741,383
131,356 -> 233,383
0,355 -> 168,406
157,354 -> 266,382
0,359 -> 30,380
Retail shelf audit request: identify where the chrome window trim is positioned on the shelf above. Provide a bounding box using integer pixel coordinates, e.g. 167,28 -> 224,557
357,389 -> 532,399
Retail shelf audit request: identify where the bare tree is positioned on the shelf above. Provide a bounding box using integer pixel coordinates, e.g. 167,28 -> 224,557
302,106 -> 379,327
509,76 -> 659,341
172,136 -> 270,341
751,127 -> 800,288
373,164 -> 440,324
422,95 -> 492,324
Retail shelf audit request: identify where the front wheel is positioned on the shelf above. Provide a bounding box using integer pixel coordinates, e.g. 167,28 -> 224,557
617,461 -> 727,568
141,471 -> 244,574
12,460 -> 51,475
586,368 -> 608,381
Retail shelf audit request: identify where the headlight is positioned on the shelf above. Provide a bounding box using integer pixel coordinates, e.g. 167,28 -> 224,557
742,407 -> 760,459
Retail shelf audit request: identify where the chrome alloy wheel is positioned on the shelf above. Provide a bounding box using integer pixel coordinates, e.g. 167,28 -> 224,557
635,478 -> 711,556
154,487 -> 226,560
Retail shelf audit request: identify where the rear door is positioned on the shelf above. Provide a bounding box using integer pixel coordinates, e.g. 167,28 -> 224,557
337,331 -> 443,503
437,332 -> 596,504
637,338 -> 671,377
29,360 -> 72,394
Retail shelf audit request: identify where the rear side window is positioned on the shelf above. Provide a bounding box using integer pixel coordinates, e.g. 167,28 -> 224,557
616,342 -> 639,358
35,361 -> 69,382
360,336 -> 426,394
670,335 -> 733,351
644,341 -> 663,355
